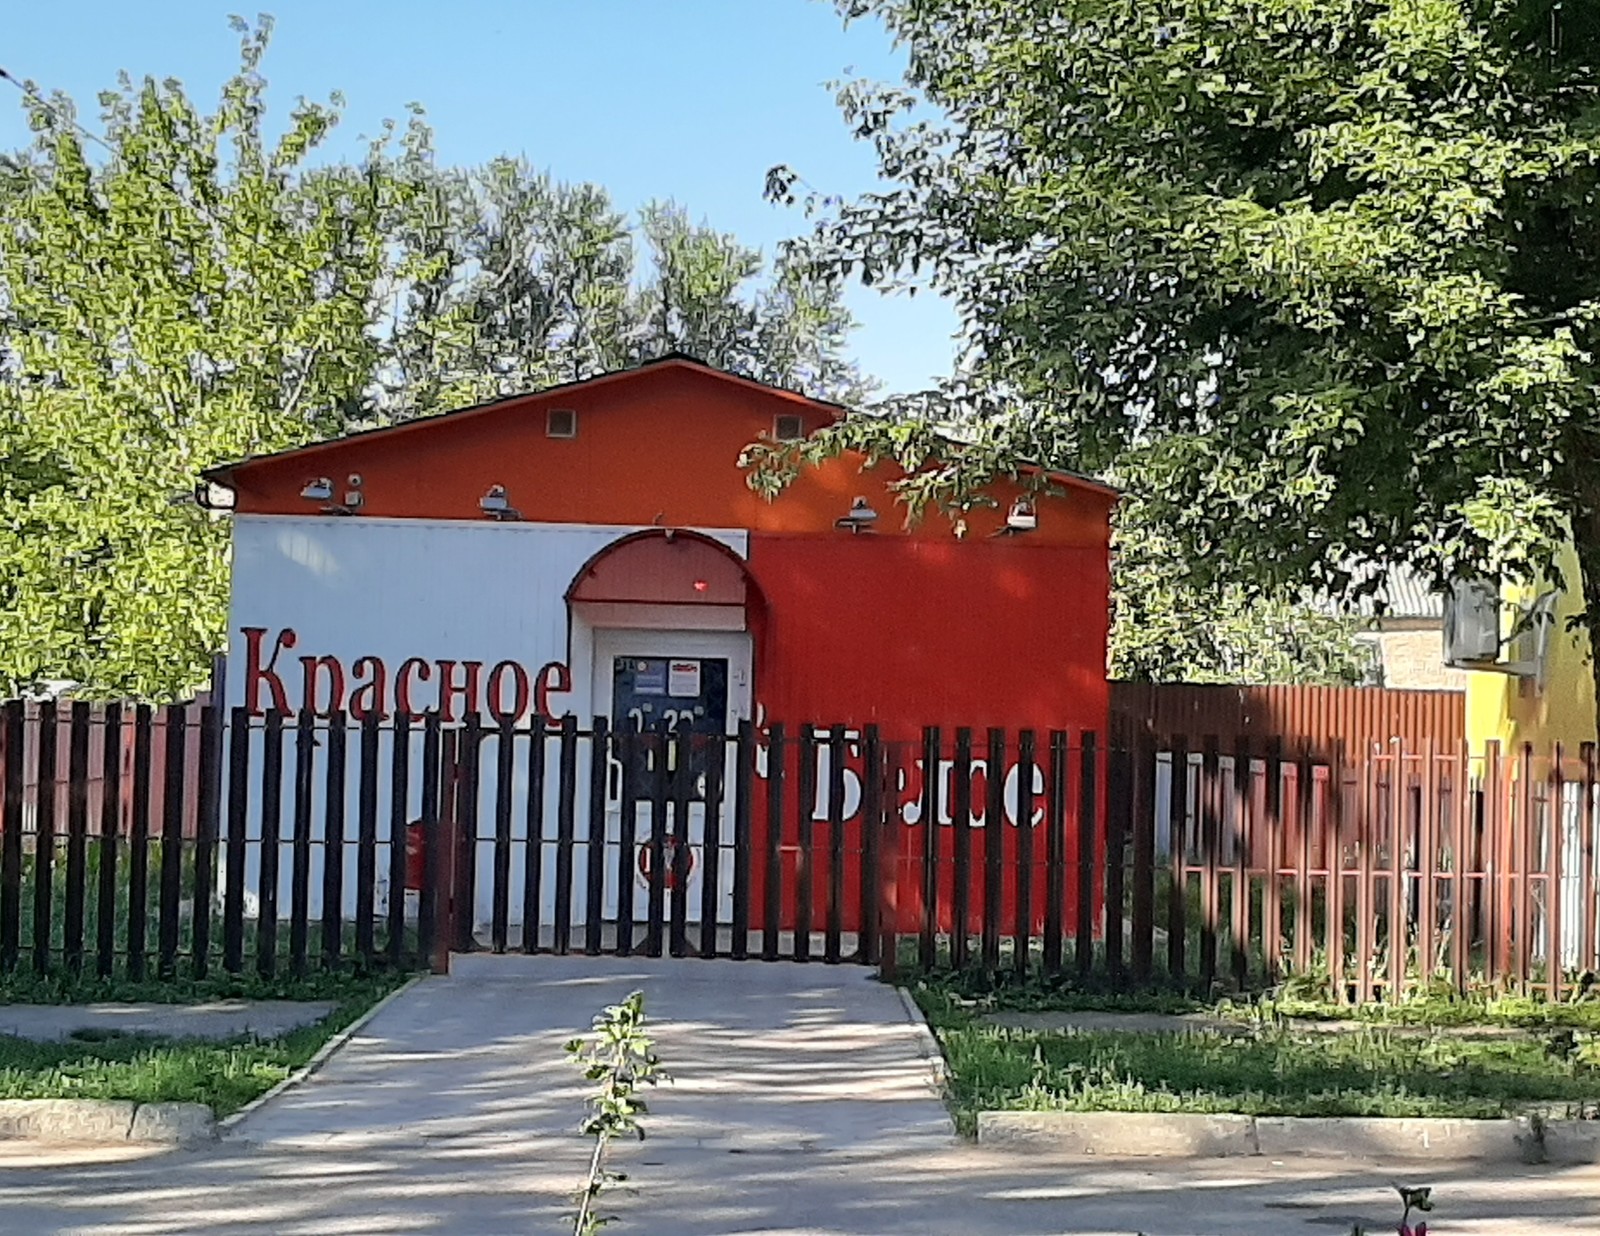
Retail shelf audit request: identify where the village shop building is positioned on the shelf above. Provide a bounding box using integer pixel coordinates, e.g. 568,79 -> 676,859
203,357 -> 1116,948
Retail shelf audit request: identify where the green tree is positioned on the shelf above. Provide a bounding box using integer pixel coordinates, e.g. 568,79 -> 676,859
385,173 -> 872,419
1111,500 -> 1371,685
765,1 -> 1600,705
0,22 -> 876,699
0,19 -> 397,697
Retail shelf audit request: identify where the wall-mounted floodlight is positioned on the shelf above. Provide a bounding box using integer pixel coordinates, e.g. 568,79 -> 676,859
835,496 -> 878,534
1005,498 -> 1038,533
480,484 -> 522,521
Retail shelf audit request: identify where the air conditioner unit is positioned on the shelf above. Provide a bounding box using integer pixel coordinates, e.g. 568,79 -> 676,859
1443,580 -> 1501,665
1443,579 -> 1558,683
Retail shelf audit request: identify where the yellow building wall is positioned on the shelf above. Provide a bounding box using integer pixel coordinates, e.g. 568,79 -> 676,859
1464,542 -> 1597,752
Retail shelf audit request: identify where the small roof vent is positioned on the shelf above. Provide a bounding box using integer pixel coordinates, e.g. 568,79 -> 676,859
773,413 -> 805,442
547,408 -> 578,439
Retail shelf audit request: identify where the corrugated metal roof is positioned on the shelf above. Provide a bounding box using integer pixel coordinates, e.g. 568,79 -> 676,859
1310,563 -> 1443,621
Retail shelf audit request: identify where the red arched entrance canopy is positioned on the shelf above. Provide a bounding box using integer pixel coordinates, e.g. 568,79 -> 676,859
566,529 -> 762,630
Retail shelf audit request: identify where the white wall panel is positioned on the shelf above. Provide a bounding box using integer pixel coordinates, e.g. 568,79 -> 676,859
221,516 -> 749,937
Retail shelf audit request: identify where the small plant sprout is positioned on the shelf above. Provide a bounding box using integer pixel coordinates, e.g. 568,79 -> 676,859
565,991 -> 666,1236
1395,1183 -> 1434,1236
1348,1186 -> 1433,1236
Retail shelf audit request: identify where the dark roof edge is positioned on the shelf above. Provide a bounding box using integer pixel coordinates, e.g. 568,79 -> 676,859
203,355 -> 846,483
203,354 -> 1119,502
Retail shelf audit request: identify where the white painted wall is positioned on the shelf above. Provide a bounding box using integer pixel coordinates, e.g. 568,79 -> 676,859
225,515 -> 748,719
220,515 -> 749,936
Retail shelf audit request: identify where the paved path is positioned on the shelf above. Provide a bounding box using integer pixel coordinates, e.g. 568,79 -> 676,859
0,1000 -> 335,1042
0,956 -> 1595,1234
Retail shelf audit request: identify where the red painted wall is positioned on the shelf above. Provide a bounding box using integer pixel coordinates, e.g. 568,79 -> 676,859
746,532 -> 1110,937
749,533 -> 1108,736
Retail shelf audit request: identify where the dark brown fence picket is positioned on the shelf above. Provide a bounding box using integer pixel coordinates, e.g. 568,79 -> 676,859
700,726 -> 728,959
192,705 -> 222,978
793,727 -> 816,963
323,713 -> 348,968
1044,730 -> 1067,976
492,716 -> 516,955
613,722 -> 638,958
97,703 -> 123,978
919,726 -> 940,972
1075,730 -> 1097,979
1129,730 -> 1153,986
158,704 -> 188,980
762,724 -> 784,962
32,700 -> 57,975
0,702 -> 19,972
585,718 -> 609,957
553,716 -> 578,956
418,714 -> 442,967
356,714 -> 381,963
644,726 -> 667,959
452,717 -> 481,956
256,710 -> 283,978
983,727 -> 1005,971
667,725 -> 692,960
1015,729 -> 1037,977
388,711 -> 411,967
64,703 -> 90,975
732,720 -> 755,962
1105,732 -> 1127,984
129,705 -> 156,980
825,724 -> 847,966
289,709 -> 316,978
858,724 -> 882,967
952,728 -> 975,970
521,717 -> 547,955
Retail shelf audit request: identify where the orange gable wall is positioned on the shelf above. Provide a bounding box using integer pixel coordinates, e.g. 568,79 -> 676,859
222,363 -> 1112,547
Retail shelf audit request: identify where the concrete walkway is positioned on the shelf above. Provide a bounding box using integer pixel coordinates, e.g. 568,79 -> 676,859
0,956 -> 1596,1234
0,1000 -> 335,1042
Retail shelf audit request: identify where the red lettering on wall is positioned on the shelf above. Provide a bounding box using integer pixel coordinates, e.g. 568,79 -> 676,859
395,657 -> 433,715
535,661 -> 572,723
486,660 -> 531,723
436,659 -> 484,722
242,627 -> 297,716
349,656 -> 390,721
299,655 -> 346,717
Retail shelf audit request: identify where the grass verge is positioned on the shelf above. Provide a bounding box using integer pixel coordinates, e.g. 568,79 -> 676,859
0,971 -> 405,1116
914,985 -> 1600,1138
912,966 -> 1600,1032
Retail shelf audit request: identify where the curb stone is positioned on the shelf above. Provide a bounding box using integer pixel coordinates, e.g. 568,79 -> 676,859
0,1099 -> 213,1145
218,973 -> 421,1136
895,985 -> 950,1091
979,1111 -> 1258,1156
978,1110 -> 1600,1162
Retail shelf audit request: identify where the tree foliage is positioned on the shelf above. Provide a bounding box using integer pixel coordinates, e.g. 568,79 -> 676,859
381,149 -> 869,420
0,23 -> 866,698
1110,499 -> 1372,685
767,0 -> 1600,695
0,19 -> 392,697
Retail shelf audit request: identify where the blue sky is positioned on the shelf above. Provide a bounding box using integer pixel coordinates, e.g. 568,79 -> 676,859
0,0 -> 960,394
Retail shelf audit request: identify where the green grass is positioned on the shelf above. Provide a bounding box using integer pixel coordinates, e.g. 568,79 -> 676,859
0,963 -> 409,1006
906,964 -> 1600,1032
915,986 -> 1600,1137
0,971 -> 404,1116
